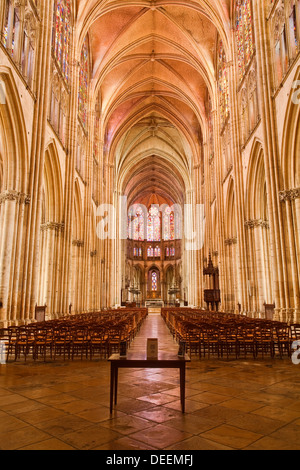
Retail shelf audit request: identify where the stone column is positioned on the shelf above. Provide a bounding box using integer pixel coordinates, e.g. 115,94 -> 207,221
0,191 -> 28,325
227,46 -> 249,314
21,1 -> 53,322
71,239 -> 84,313
10,194 -> 29,324
252,1 -> 290,318
39,222 -> 65,319
279,189 -> 300,322
245,219 -> 272,316
212,106 -> 227,312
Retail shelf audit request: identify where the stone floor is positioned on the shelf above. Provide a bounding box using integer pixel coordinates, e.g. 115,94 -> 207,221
0,314 -> 300,450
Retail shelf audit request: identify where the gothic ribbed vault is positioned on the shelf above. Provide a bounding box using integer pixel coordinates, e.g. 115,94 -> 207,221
76,0 -> 232,204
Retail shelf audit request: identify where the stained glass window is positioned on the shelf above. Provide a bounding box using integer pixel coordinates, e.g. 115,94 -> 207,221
174,207 -> 182,240
218,40 -> 229,126
169,212 -> 175,240
53,0 -> 71,81
2,2 -> 19,56
3,1 -> 10,48
78,36 -> 89,129
154,246 -> 161,258
147,246 -> 154,258
236,0 -> 254,82
152,272 -> 158,292
133,206 -> 145,241
289,3 -> 298,56
11,9 -> 19,57
128,215 -> 132,239
94,92 -> 101,159
147,206 -> 161,242
163,207 -> 175,241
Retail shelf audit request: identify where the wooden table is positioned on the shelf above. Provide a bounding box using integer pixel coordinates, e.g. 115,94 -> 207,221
108,352 -> 191,414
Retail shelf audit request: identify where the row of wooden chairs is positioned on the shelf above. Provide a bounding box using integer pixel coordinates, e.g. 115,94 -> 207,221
0,309 -> 147,363
181,324 -> 296,360
162,309 -> 300,360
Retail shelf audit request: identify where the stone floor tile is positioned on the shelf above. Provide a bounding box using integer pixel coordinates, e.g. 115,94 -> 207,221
200,424 -> 263,449
129,424 -> 192,449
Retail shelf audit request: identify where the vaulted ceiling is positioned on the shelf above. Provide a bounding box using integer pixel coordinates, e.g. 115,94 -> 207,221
75,1 -> 232,206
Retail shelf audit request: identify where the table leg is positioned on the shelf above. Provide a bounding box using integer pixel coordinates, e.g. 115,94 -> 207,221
180,364 -> 186,413
115,367 -> 118,405
110,363 -> 115,413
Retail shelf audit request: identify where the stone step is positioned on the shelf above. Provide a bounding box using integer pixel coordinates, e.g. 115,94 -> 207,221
148,308 -> 162,316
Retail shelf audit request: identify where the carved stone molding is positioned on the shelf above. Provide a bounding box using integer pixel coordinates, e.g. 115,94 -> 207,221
0,190 -> 31,205
279,188 -> 300,202
41,222 -> 65,233
225,237 -> 238,246
222,164 -> 233,184
245,219 -> 270,229
72,239 -> 84,247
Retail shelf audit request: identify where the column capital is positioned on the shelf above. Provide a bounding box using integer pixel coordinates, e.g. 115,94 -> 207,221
279,188 -> 300,202
0,190 -> 31,205
245,219 -> 270,229
225,237 -> 238,246
41,222 -> 65,233
72,239 -> 84,247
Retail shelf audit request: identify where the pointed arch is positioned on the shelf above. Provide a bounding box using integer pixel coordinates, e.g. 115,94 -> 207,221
224,177 -> 238,312
282,66 -> 300,189
225,177 -> 237,240
37,141 -> 64,317
43,141 -> 64,223
0,69 -> 29,324
0,68 -> 29,192
280,66 -> 300,316
71,178 -> 84,314
73,178 -> 84,241
245,140 -> 273,314
245,139 -> 268,221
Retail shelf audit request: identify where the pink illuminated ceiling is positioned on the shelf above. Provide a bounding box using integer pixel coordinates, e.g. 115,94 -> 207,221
76,1 -> 231,206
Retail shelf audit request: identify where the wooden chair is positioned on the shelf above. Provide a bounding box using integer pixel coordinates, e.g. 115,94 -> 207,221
107,328 -> 122,357
255,327 -> 275,359
33,328 -> 53,361
239,326 -> 256,359
53,328 -> 71,361
219,327 -> 239,360
275,326 -> 292,359
15,327 -> 35,362
202,327 -> 220,358
89,328 -> 107,360
186,328 -> 201,357
71,328 -> 89,360
5,327 -> 19,362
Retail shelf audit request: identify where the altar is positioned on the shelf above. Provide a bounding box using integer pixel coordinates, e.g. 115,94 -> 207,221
145,300 -> 164,308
